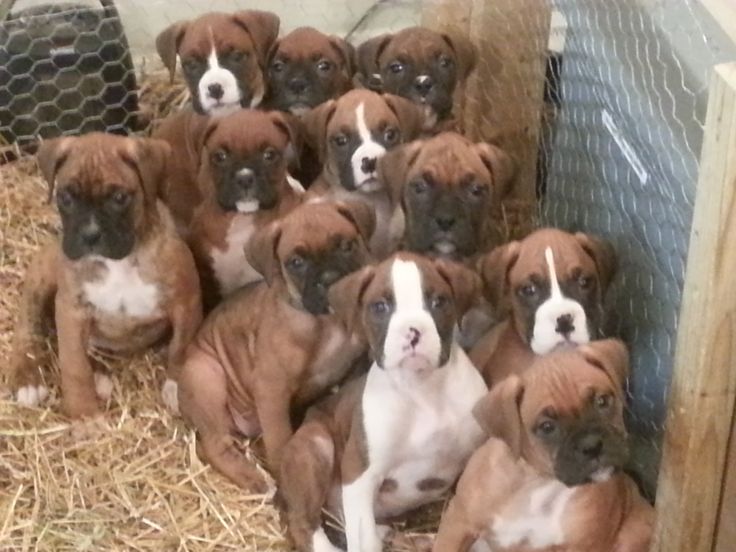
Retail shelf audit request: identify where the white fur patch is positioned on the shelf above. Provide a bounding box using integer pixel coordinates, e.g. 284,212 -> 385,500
210,216 -> 262,295
16,384 -> 48,407
161,378 -> 179,414
82,258 -> 161,318
197,35 -> 242,116
492,479 -> 574,548
235,200 -> 260,214
311,527 -> 343,552
351,102 -> 386,191
286,173 -> 306,194
94,372 -> 113,401
530,247 -> 590,354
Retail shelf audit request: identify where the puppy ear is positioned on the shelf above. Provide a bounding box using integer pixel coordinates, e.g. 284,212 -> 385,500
336,200 -> 376,245
328,35 -> 356,75
131,138 -> 171,203
378,140 -> 423,206
441,32 -> 477,80
302,99 -> 337,162
37,136 -> 73,202
472,375 -> 525,457
579,338 -> 630,393
475,142 -> 516,201
574,233 -> 618,292
476,240 -> 521,312
270,111 -> 304,161
156,21 -> 188,83
245,221 -> 283,285
434,259 -> 481,318
383,93 -> 425,141
328,265 -> 375,335
231,10 -> 280,64
356,34 -> 392,90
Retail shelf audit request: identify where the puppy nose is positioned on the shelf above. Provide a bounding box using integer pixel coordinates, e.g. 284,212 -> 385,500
408,327 -> 421,348
288,78 -> 308,94
556,314 -> 575,336
413,75 -> 434,96
208,83 -> 224,100
435,215 -> 455,231
81,224 -> 102,247
318,270 -> 341,289
361,156 -> 377,174
236,172 -> 255,190
578,433 -> 604,459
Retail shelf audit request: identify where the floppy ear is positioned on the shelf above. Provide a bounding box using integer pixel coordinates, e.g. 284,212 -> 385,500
37,136 -> 73,202
356,34 -> 392,90
328,265 -> 375,335
578,338 -> 630,394
131,138 -> 171,204
434,259 -> 481,318
336,200 -> 376,245
378,140 -> 423,206
302,99 -> 336,162
472,375 -> 525,457
245,221 -> 283,285
574,233 -> 617,292
441,32 -> 477,80
383,93 -> 425,141
231,10 -> 280,64
156,21 -> 188,83
328,35 -> 356,76
476,240 -> 521,312
270,111 -> 304,161
475,142 -> 516,201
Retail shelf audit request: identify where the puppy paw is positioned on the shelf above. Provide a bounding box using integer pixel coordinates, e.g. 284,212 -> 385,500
161,379 -> 179,414
94,372 -> 114,401
15,384 -> 49,407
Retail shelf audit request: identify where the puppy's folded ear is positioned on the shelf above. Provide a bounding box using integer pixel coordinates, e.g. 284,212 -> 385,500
328,35 -> 356,76
441,32 -> 478,81
475,142 -> 516,201
130,138 -> 172,204
245,221 -> 283,285
302,100 -> 337,162
383,93 -> 426,141
37,136 -> 73,202
574,233 -> 618,292
156,21 -> 188,83
579,338 -> 630,393
434,259 -> 481,318
270,111 -> 304,162
356,34 -> 392,90
328,265 -> 375,335
476,240 -> 521,313
231,10 -> 280,64
378,140 -> 423,206
336,200 -> 376,246
472,375 -> 525,457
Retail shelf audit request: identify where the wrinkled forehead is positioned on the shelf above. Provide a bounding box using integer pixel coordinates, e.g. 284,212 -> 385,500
408,136 -> 490,183
278,206 -> 358,255
381,29 -> 452,65
328,93 -> 398,132
179,14 -> 254,56
511,235 -> 596,283
277,28 -> 334,58
208,115 -> 289,153
56,141 -> 140,192
364,256 -> 450,305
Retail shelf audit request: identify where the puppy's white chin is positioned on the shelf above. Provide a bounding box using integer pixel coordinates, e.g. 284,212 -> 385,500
236,200 -> 260,214
397,353 -> 436,373
289,105 -> 310,117
205,101 -> 241,117
356,178 -> 383,193
590,467 -> 614,483
434,241 -> 457,255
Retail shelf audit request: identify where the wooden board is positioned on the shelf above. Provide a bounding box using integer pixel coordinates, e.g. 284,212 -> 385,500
652,61 -> 736,552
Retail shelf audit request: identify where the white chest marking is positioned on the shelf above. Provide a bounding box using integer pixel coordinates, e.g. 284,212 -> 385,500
210,216 -> 261,295
82,258 -> 160,317
492,479 -> 575,548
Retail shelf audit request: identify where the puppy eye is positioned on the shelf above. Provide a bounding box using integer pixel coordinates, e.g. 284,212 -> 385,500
578,275 -> 593,290
411,179 -> 430,195
109,190 -> 131,208
317,59 -> 332,72
212,149 -> 229,165
595,393 -> 614,411
271,59 -> 285,73
383,127 -> 400,145
340,238 -> 357,253
535,419 -> 558,437
467,181 -> 487,198
518,284 -> 537,298
438,55 -> 454,69
286,255 -> 305,272
330,133 -> 349,148
263,148 -> 280,163
56,188 -> 75,209
182,57 -> 205,73
389,61 -> 405,74
430,294 -> 449,310
369,298 -> 392,317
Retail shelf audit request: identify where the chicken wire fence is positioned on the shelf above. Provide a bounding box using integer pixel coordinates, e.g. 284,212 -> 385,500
1,0 -> 734,496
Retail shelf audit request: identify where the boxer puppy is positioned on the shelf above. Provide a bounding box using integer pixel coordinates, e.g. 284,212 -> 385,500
470,228 -> 617,387
265,27 -> 354,116
303,89 -> 425,258
434,340 -> 654,552
356,27 -> 477,130
9,133 -> 202,417
178,199 -> 375,492
277,252 -> 487,552
188,109 -> 304,309
156,10 -> 279,116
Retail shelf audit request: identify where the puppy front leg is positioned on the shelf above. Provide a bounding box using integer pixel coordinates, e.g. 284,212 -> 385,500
433,497 -> 480,552
254,380 -> 294,474
55,292 -> 98,418
342,470 -> 381,552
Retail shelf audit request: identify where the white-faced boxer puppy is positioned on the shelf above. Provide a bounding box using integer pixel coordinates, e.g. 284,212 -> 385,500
277,252 -> 487,552
434,340 -> 654,552
303,89 -> 426,258
188,109 -> 304,309
153,10 -> 280,227
9,133 -> 202,417
470,228 -> 617,387
356,27 -> 477,131
177,199 -> 375,492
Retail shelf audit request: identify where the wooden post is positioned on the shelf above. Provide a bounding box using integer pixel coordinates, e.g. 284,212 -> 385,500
715,411 -> 736,552
651,62 -> 736,552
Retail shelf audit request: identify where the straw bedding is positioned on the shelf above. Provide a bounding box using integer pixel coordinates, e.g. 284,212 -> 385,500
0,71 -> 442,551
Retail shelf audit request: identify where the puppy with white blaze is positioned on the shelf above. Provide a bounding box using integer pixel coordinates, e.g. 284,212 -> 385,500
277,252 -> 488,552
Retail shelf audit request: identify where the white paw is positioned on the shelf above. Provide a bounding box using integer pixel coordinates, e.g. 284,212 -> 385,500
161,379 -> 179,414
376,524 -> 392,541
94,372 -> 114,401
15,384 -> 48,407
311,527 -> 343,552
